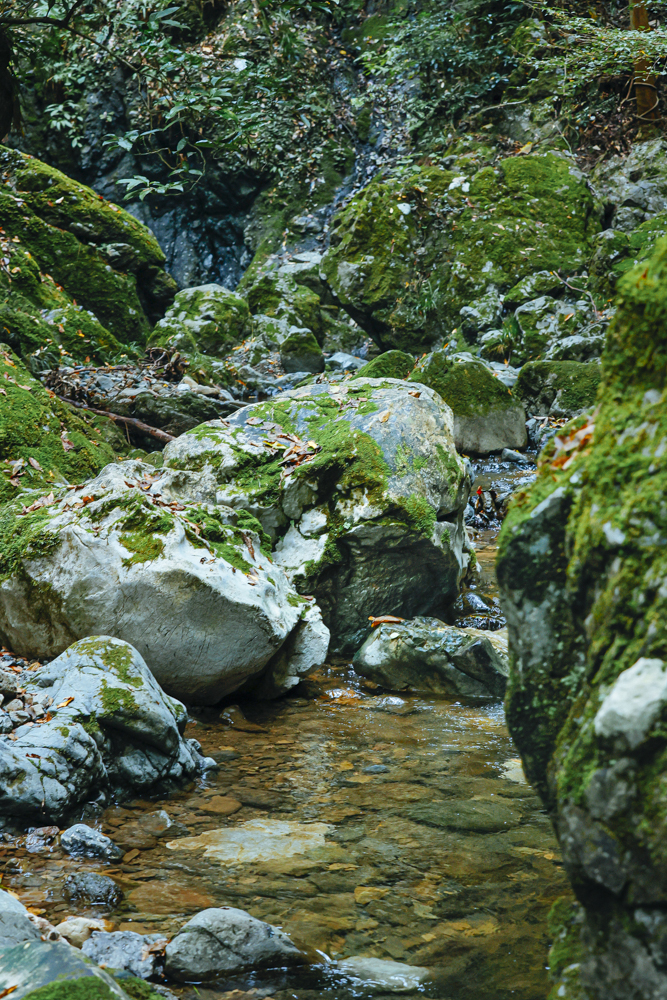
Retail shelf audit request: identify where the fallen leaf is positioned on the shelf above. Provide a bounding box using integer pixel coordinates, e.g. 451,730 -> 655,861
28,457 -> 43,471
408,391 -> 421,398
56,696 -> 74,709
0,987 -> 18,997
378,410 -> 391,422
123,849 -> 141,863
60,431 -> 74,452
368,615 -> 405,627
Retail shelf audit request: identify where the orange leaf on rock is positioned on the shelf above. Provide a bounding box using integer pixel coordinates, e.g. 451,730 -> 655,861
368,615 -> 405,627
56,696 -> 74,708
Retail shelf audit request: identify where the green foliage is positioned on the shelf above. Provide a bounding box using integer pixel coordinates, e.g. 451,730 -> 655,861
9,0 -> 349,203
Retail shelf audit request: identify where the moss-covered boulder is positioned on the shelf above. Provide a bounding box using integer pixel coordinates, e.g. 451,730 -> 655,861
163,377 -> 473,652
0,147 -> 176,355
409,353 -> 526,454
514,360 -> 601,418
0,345 -> 116,505
0,938 -> 135,999
0,461 -> 327,703
496,237 -> 667,997
320,152 -> 599,353
149,284 -> 251,356
352,350 -> 415,381
280,328 -> 324,373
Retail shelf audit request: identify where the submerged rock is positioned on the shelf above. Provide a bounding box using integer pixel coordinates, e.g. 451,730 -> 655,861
353,618 -> 508,698
409,354 -> 526,454
64,873 -> 123,910
164,906 -> 304,982
60,825 -> 123,861
0,462 -> 326,703
162,377 -> 472,651
336,956 -> 431,994
0,636 -> 206,821
496,236 -> 667,997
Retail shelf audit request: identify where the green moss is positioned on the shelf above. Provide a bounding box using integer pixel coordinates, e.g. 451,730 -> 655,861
546,897 -> 587,1000
0,345 -> 115,506
100,680 -> 139,715
116,978 -> 166,1000
0,145 -> 176,347
149,285 -> 251,357
410,353 -> 515,416
514,361 -> 602,415
24,980 -> 123,1000
352,350 -> 415,381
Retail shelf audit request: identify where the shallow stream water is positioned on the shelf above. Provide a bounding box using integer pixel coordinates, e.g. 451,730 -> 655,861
0,459 -> 571,999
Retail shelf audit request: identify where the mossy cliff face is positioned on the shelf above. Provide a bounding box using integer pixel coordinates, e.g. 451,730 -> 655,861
320,151 -> 598,353
0,146 -> 176,361
163,377 -> 472,651
0,345 -> 115,505
496,237 -> 667,999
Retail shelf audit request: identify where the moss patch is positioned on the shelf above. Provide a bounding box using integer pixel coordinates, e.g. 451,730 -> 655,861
409,353 -> 515,417
352,350 -> 415,381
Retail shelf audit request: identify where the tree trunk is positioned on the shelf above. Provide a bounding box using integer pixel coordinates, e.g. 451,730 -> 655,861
0,28 -> 20,141
630,0 -> 659,125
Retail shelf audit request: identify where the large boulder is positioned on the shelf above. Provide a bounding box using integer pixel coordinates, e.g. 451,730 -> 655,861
0,636 -> 207,820
514,360 -> 601,418
0,462 -> 326,703
320,152 -> 599,353
149,284 -> 251,356
496,236 -> 667,998
0,145 -> 176,360
353,617 -> 509,698
164,907 -> 304,982
409,353 -> 527,454
0,346 -> 116,506
162,377 -> 472,651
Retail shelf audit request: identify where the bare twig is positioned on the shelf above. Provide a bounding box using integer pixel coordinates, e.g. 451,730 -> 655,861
56,396 -> 176,444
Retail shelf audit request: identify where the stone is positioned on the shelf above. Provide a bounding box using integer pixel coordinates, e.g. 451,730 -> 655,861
64,873 -> 123,910
0,146 -> 175,365
0,939 -> 130,998
514,360 -> 601,418
0,636 -> 205,821
495,236 -> 667,997
408,354 -> 527,454
336,956 -> 431,993
82,930 -> 164,979
501,448 -> 531,464
326,352 -> 365,372
166,818 -> 331,865
60,825 -> 124,861
459,285 -> 504,339
0,462 -> 321,704
164,907 -> 304,982
591,138 -> 667,231
200,795 -> 242,815
353,617 -> 508,698
0,888 -> 41,951
54,917 -> 108,950
162,377 -> 472,652
351,350 -> 416,381
149,284 -> 251,356
279,328 -> 325,374
594,658 -> 667,749
406,798 -> 521,832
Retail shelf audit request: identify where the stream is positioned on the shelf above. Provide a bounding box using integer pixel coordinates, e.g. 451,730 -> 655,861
0,458 -> 571,1000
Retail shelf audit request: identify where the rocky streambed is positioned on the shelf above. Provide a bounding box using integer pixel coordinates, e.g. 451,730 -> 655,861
0,460 -> 573,1000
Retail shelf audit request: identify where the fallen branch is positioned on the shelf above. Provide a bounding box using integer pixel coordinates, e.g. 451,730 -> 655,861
56,396 -> 176,444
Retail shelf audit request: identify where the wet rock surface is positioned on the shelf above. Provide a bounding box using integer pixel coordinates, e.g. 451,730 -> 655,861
353,618 -> 509,698
0,637 -> 207,821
